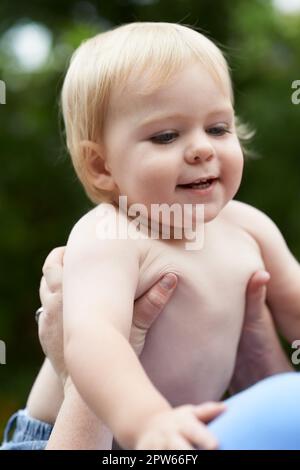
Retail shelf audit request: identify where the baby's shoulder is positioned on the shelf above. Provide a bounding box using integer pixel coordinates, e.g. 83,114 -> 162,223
221,200 -> 280,244
66,204 -> 111,244
66,203 -> 140,256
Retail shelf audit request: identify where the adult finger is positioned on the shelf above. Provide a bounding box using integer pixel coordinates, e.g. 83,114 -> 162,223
133,273 -> 177,330
39,275 -> 48,306
42,247 -> 65,293
39,275 -> 62,318
246,270 -> 270,314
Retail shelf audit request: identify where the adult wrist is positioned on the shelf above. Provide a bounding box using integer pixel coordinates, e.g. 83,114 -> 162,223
230,350 -> 294,395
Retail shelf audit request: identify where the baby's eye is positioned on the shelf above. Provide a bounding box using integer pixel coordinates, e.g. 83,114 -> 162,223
150,131 -> 178,144
207,126 -> 231,136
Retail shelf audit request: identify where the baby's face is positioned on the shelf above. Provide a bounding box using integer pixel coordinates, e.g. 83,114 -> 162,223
102,61 -> 243,223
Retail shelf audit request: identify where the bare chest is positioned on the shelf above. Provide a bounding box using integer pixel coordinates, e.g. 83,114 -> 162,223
137,221 -> 264,405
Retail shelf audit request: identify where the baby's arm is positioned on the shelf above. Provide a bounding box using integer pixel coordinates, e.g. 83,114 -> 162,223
63,215 -> 169,448
63,212 -> 219,449
230,201 -> 300,343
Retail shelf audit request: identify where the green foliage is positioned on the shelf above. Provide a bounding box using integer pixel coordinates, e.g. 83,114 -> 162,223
0,0 -> 299,434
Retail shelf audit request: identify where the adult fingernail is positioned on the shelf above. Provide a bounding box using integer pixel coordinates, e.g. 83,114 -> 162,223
160,274 -> 177,290
261,271 -> 271,282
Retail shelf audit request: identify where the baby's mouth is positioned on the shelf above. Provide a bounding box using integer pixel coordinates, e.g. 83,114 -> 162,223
176,176 -> 219,190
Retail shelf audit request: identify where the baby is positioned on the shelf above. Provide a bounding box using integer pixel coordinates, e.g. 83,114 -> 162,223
60,22 -> 300,449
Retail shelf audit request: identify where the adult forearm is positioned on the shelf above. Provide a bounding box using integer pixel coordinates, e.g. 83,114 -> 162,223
26,359 -> 64,424
65,323 -> 170,449
46,380 -> 113,449
230,351 -> 293,395
230,304 -> 294,395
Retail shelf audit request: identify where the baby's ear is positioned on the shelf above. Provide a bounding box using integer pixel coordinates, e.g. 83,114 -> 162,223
80,140 -> 116,192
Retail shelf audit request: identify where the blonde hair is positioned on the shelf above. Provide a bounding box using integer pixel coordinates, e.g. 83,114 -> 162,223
61,22 -> 252,203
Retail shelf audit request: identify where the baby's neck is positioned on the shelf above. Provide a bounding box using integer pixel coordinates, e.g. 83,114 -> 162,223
114,199 -> 207,246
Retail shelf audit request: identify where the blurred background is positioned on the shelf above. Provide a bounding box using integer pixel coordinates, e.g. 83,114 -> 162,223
0,0 -> 300,434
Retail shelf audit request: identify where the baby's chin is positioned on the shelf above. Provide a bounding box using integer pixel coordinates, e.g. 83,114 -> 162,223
117,196 -> 226,233
200,199 -> 231,224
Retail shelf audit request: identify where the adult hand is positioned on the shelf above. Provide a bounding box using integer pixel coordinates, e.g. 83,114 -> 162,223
39,247 -> 65,380
129,273 -> 177,356
229,270 -> 294,394
38,247 -> 177,382
39,249 -> 291,393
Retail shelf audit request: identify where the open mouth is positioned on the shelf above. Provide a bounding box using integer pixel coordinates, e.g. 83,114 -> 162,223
176,177 -> 218,190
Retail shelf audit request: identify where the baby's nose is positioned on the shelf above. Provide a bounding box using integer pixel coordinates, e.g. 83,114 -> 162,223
184,144 -> 214,164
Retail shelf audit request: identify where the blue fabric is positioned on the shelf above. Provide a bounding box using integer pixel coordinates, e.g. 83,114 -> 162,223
0,409 -> 53,450
208,372 -> 300,450
1,372 -> 299,450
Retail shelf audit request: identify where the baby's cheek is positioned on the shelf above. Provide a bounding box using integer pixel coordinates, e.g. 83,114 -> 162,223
136,165 -> 171,203
139,160 -> 172,185
223,153 -> 243,196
